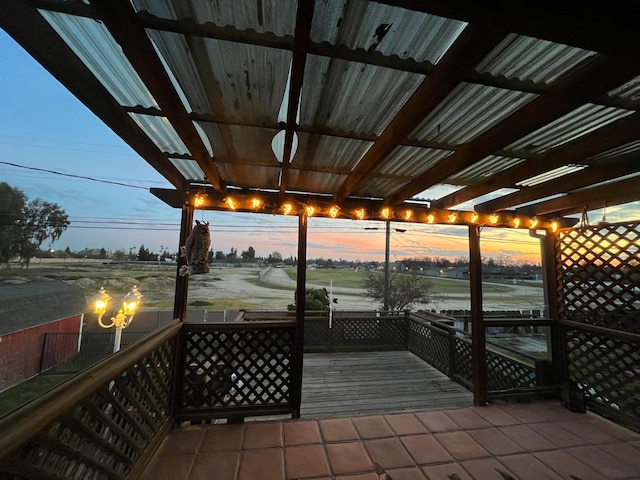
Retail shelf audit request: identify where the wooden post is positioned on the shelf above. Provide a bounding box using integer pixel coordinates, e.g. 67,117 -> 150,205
173,203 -> 193,321
384,220 -> 391,311
541,230 -> 563,387
469,225 -> 486,406
291,214 -> 308,418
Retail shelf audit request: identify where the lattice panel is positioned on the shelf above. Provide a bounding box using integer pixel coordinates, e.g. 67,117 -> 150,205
1,338 -> 176,480
557,221 -> 640,333
407,321 -> 450,374
566,328 -> 640,424
179,326 -> 294,413
452,337 -> 473,388
332,316 -> 406,348
486,351 -> 536,391
304,318 -> 330,351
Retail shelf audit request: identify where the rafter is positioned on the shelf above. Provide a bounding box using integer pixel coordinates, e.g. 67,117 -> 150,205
515,176 -> 640,217
389,55 -> 640,205
434,111 -> 640,209
91,0 -> 223,190
476,156 -> 640,212
335,24 -> 507,201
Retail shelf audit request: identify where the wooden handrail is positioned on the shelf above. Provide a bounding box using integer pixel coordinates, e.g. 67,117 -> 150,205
559,319 -> 640,343
0,320 -> 182,457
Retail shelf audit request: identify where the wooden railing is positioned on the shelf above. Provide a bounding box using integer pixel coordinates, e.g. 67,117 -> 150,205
0,320 -> 181,479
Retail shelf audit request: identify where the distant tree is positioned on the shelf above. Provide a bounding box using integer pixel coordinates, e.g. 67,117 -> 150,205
64,246 -> 72,257
363,271 -> 439,311
112,250 -> 126,262
267,251 -> 282,265
137,244 -> 154,261
228,247 -> 238,260
0,183 -> 70,267
99,248 -> 107,259
287,287 -> 330,311
241,246 -> 256,260
214,250 -> 225,260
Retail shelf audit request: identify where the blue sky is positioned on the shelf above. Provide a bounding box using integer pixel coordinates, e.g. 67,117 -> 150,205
1,28 -> 637,264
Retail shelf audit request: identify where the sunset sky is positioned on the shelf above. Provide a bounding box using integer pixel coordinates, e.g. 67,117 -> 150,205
1,29 -> 636,265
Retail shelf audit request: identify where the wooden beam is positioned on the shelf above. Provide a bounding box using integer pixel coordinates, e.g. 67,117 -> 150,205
389,55 -> 640,205
291,214 -> 308,418
173,204 -> 193,321
91,0 -> 223,190
0,1 -> 186,190
434,111 -> 640,210
516,176 -> 640,217
469,225 -> 486,406
279,0 -> 314,193
476,156 -> 640,212
335,24 -> 506,201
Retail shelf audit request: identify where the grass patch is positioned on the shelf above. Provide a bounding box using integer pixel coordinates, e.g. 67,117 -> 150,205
0,374 -> 73,418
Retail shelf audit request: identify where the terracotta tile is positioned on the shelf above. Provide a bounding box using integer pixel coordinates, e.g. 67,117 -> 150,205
326,442 -> 373,475
529,422 -> 587,447
284,420 -> 322,446
421,462 -> 473,480
189,452 -> 239,480
566,445 -> 640,479
386,467 -> 426,480
158,427 -> 205,456
497,453 -> 562,480
285,444 -> 331,479
352,415 -> 394,439
414,411 -> 460,432
384,413 -> 428,436
444,407 -> 491,430
460,458 -> 518,480
583,415 -> 640,441
434,431 -> 489,460
400,434 -> 453,465
534,450 -> 603,480
238,448 -> 284,480
467,427 -> 524,455
319,418 -> 359,442
200,424 -> 244,452
363,438 -> 414,469
499,403 -> 549,424
556,420 -> 619,444
472,406 -> 519,426
335,474 -> 378,480
599,442 -> 640,470
243,422 -> 282,449
499,424 -> 556,451
529,401 -> 577,422
142,454 -> 193,480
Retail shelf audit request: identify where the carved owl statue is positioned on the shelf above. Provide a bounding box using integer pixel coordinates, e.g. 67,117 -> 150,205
180,220 -> 211,276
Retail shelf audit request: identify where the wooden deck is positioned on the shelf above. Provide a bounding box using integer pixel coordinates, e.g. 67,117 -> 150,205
300,351 -> 473,418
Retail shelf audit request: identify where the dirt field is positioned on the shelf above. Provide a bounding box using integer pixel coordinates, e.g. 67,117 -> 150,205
1,260 -> 544,312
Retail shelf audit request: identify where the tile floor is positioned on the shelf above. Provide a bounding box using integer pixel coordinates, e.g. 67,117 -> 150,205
143,401 -> 640,480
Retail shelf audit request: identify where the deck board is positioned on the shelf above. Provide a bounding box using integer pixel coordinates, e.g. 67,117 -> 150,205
300,351 -> 473,418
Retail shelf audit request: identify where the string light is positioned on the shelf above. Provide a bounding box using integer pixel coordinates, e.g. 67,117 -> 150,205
282,203 -> 293,215
225,197 -> 236,210
305,205 -> 316,217
513,218 -> 520,229
551,221 -> 559,233
381,207 -> 391,219
251,198 -> 263,209
470,212 -> 479,223
194,194 -> 206,208
404,209 -> 413,221
427,213 -> 435,224
329,206 -> 340,218
355,208 -> 366,220
529,218 -> 539,229
489,214 -> 499,225
448,212 -> 458,223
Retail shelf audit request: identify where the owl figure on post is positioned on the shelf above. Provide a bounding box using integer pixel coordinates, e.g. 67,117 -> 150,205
179,220 -> 211,276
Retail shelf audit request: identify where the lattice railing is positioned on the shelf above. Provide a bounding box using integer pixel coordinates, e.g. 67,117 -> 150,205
0,321 -> 180,480
557,221 -> 640,333
176,321 -> 296,421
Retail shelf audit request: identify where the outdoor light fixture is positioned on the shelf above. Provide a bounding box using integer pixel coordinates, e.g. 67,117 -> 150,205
92,286 -> 143,353
355,208 -> 366,220
193,193 -> 206,208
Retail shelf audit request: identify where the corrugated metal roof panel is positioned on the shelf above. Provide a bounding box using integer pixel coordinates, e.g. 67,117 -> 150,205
311,0 -> 466,64
128,113 -> 189,155
39,10 -> 158,108
587,139 -> 640,163
448,155 -> 525,185
133,0 -> 297,36
287,170 -> 347,195
353,176 -> 408,199
293,133 -> 373,172
608,75 -> 640,103
169,158 -> 204,182
196,122 -> 277,164
300,55 -> 425,135
517,164 -> 587,187
476,34 -> 596,84
216,164 -> 280,190
507,104 -> 634,154
376,146 -> 451,176
409,83 -> 536,145
149,30 -> 291,120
